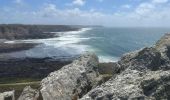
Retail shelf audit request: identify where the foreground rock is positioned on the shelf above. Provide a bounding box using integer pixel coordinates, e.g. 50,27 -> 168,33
80,34 -> 170,100
40,53 -> 100,100
0,90 -> 15,100
18,86 -> 39,100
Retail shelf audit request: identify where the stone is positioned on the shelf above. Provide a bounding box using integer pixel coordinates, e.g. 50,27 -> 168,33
40,53 -> 100,100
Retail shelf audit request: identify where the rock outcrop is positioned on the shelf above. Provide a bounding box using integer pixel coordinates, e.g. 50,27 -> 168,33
18,86 -> 39,100
80,34 -> 170,100
40,53 -> 100,100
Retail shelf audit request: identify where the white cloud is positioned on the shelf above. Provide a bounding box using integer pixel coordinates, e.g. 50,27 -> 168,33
135,3 -> 155,17
121,4 -> 131,9
27,2 -> 170,27
44,4 -> 57,12
1,1 -> 170,27
72,0 -> 85,6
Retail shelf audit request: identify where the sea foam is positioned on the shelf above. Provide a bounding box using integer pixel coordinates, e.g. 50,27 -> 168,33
4,28 -> 93,59
4,27 -> 120,62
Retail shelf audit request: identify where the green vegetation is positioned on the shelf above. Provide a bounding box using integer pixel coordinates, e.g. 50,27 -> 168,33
98,62 -> 115,75
0,77 -> 41,84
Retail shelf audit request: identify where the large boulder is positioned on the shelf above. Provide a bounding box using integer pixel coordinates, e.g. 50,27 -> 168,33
40,53 -> 100,100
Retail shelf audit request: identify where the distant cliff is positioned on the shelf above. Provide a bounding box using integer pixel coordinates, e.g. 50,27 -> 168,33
0,24 -> 79,39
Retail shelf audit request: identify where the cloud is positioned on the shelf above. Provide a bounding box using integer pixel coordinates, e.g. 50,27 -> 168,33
25,2 -> 170,26
131,0 -> 169,20
72,0 -> 85,6
121,4 -> 131,9
1,1 -> 170,27
135,3 -> 155,17
44,4 -> 57,12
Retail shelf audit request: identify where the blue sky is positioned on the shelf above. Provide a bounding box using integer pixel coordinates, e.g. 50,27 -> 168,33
0,0 -> 170,27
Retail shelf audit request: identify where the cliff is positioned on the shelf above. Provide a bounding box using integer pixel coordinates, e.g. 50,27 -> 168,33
0,24 -> 79,39
3,33 -> 170,100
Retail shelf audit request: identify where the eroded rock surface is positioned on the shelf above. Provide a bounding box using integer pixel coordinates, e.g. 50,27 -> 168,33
40,53 -> 100,100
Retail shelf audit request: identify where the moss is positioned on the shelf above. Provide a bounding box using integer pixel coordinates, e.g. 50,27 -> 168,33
98,63 -> 115,75
100,74 -> 113,82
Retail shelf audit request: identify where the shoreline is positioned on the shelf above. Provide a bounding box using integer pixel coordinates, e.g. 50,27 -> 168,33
0,43 -> 39,54
0,27 -> 92,60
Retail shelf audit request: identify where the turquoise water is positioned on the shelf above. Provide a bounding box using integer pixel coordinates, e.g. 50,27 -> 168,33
5,27 -> 170,62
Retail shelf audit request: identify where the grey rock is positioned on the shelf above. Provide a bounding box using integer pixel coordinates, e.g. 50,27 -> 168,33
118,47 -> 163,71
40,53 -> 100,100
155,33 -> 170,70
80,69 -> 170,100
18,86 -> 39,100
141,71 -> 170,100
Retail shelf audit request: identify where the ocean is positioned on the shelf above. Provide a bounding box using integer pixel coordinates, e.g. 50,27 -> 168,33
5,27 -> 170,62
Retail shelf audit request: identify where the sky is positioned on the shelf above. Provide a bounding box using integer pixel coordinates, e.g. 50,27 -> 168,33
0,0 -> 170,27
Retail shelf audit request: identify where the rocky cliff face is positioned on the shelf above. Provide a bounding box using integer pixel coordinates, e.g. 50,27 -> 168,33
0,24 -> 79,39
17,33 -> 170,100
